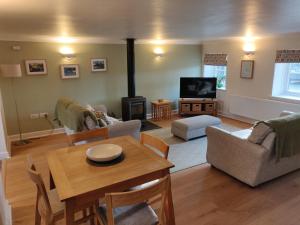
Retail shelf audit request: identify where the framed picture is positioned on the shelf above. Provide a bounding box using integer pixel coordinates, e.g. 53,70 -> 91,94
60,64 -> 80,79
91,58 -> 107,72
240,60 -> 254,79
25,59 -> 47,75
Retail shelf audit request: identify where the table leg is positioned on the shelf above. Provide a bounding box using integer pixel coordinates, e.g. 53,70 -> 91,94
65,200 -> 75,225
165,175 -> 176,225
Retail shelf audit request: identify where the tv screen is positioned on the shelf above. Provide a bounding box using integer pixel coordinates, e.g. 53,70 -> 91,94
180,77 -> 217,98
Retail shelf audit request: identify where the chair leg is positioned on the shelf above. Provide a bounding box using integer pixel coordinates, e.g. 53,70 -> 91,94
82,209 -> 87,219
34,204 -> 41,225
89,206 -> 95,225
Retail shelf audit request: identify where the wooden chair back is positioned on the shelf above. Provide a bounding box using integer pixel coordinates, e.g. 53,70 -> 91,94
27,155 -> 54,222
67,127 -> 109,146
104,175 -> 170,225
141,133 -> 169,159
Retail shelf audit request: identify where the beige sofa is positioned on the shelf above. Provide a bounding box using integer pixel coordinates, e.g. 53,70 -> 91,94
206,111 -> 300,187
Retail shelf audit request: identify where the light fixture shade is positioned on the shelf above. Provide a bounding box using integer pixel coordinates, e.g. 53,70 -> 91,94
0,64 -> 22,78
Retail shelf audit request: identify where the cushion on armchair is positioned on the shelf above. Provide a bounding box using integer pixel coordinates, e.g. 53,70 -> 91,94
261,132 -> 276,151
248,123 -> 272,144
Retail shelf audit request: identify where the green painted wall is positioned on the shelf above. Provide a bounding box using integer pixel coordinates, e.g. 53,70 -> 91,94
0,41 -> 201,135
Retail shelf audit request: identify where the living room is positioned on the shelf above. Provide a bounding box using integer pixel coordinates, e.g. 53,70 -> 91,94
1,0 -> 300,225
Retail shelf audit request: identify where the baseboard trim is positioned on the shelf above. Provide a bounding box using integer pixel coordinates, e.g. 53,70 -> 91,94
218,111 -> 255,124
8,128 -> 65,142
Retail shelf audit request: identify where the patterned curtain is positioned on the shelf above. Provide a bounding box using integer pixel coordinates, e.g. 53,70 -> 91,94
275,50 -> 300,63
204,54 -> 227,66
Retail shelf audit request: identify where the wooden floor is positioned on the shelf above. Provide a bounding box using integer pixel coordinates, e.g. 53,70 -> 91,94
5,117 -> 300,225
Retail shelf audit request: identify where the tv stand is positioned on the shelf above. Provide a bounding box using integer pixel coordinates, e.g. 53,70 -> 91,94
179,99 -> 218,116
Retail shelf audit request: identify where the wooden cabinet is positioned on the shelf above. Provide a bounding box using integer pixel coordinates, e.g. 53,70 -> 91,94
179,99 -> 218,116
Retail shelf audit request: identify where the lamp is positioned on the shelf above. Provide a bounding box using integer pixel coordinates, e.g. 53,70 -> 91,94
0,64 -> 30,145
59,46 -> 75,60
243,42 -> 256,55
153,47 -> 164,57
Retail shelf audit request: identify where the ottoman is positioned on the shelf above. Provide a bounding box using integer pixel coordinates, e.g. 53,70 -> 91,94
171,115 -> 221,141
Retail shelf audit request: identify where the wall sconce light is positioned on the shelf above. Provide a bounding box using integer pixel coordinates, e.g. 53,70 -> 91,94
59,46 -> 75,60
153,47 -> 164,57
243,41 -> 256,55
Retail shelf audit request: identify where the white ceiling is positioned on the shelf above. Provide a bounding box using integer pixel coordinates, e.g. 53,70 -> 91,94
1,0 -> 300,44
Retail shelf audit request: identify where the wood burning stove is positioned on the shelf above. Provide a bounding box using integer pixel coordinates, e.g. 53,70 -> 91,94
122,38 -> 147,121
122,96 -> 146,121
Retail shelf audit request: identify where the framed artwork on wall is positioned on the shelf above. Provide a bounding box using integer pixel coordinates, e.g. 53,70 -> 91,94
60,64 -> 80,79
91,58 -> 107,72
25,59 -> 47,75
240,60 -> 254,79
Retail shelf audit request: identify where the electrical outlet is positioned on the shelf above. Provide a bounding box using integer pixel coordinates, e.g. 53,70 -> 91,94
39,112 -> 48,118
30,113 -> 40,119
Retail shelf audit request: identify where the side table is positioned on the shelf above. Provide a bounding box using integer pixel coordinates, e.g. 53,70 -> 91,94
151,100 -> 172,121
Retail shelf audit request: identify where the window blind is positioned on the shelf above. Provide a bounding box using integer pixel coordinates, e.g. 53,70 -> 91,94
204,54 -> 227,66
275,50 -> 300,63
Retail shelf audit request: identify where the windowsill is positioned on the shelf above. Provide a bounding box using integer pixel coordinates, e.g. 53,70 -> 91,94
217,88 -> 226,91
270,95 -> 300,104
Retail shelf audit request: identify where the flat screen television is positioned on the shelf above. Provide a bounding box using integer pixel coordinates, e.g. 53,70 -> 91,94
180,77 -> 217,98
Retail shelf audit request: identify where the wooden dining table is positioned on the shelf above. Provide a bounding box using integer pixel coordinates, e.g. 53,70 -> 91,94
47,135 -> 175,225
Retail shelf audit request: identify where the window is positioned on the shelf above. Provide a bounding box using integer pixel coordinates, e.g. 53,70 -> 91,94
204,65 -> 227,90
287,63 -> 300,93
203,53 -> 227,90
272,50 -> 300,100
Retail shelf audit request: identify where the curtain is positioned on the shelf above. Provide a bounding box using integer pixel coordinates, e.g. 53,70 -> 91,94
204,54 -> 227,66
275,50 -> 300,63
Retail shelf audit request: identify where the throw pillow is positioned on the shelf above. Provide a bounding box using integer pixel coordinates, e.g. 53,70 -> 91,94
94,111 -> 111,126
85,116 -> 97,130
248,122 -> 273,144
86,104 -> 95,112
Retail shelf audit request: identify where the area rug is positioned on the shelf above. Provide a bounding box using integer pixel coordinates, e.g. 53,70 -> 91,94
140,120 -> 162,132
145,124 -> 241,173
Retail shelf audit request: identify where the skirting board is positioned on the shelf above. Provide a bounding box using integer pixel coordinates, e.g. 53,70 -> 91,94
9,128 -> 65,143
218,112 -> 255,125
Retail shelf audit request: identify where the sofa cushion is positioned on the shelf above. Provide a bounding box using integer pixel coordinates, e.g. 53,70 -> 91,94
95,111 -> 110,126
85,116 -> 98,130
261,132 -> 276,151
248,123 -> 272,144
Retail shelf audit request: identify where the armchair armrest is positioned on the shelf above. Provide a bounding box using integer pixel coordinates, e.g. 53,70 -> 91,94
206,126 -> 270,186
108,120 -> 141,140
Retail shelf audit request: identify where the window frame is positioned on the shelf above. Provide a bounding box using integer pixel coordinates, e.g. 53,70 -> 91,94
272,62 -> 300,100
203,64 -> 227,90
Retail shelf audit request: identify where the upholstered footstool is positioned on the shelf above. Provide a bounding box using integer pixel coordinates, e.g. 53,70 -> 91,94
171,115 -> 221,141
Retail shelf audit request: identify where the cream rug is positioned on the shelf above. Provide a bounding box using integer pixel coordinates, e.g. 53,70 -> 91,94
145,124 -> 240,173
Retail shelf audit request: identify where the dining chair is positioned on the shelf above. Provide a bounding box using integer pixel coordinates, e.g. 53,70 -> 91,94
140,133 -> 169,159
128,133 -> 170,193
95,175 -> 170,225
27,155 -> 94,225
67,127 -> 109,146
